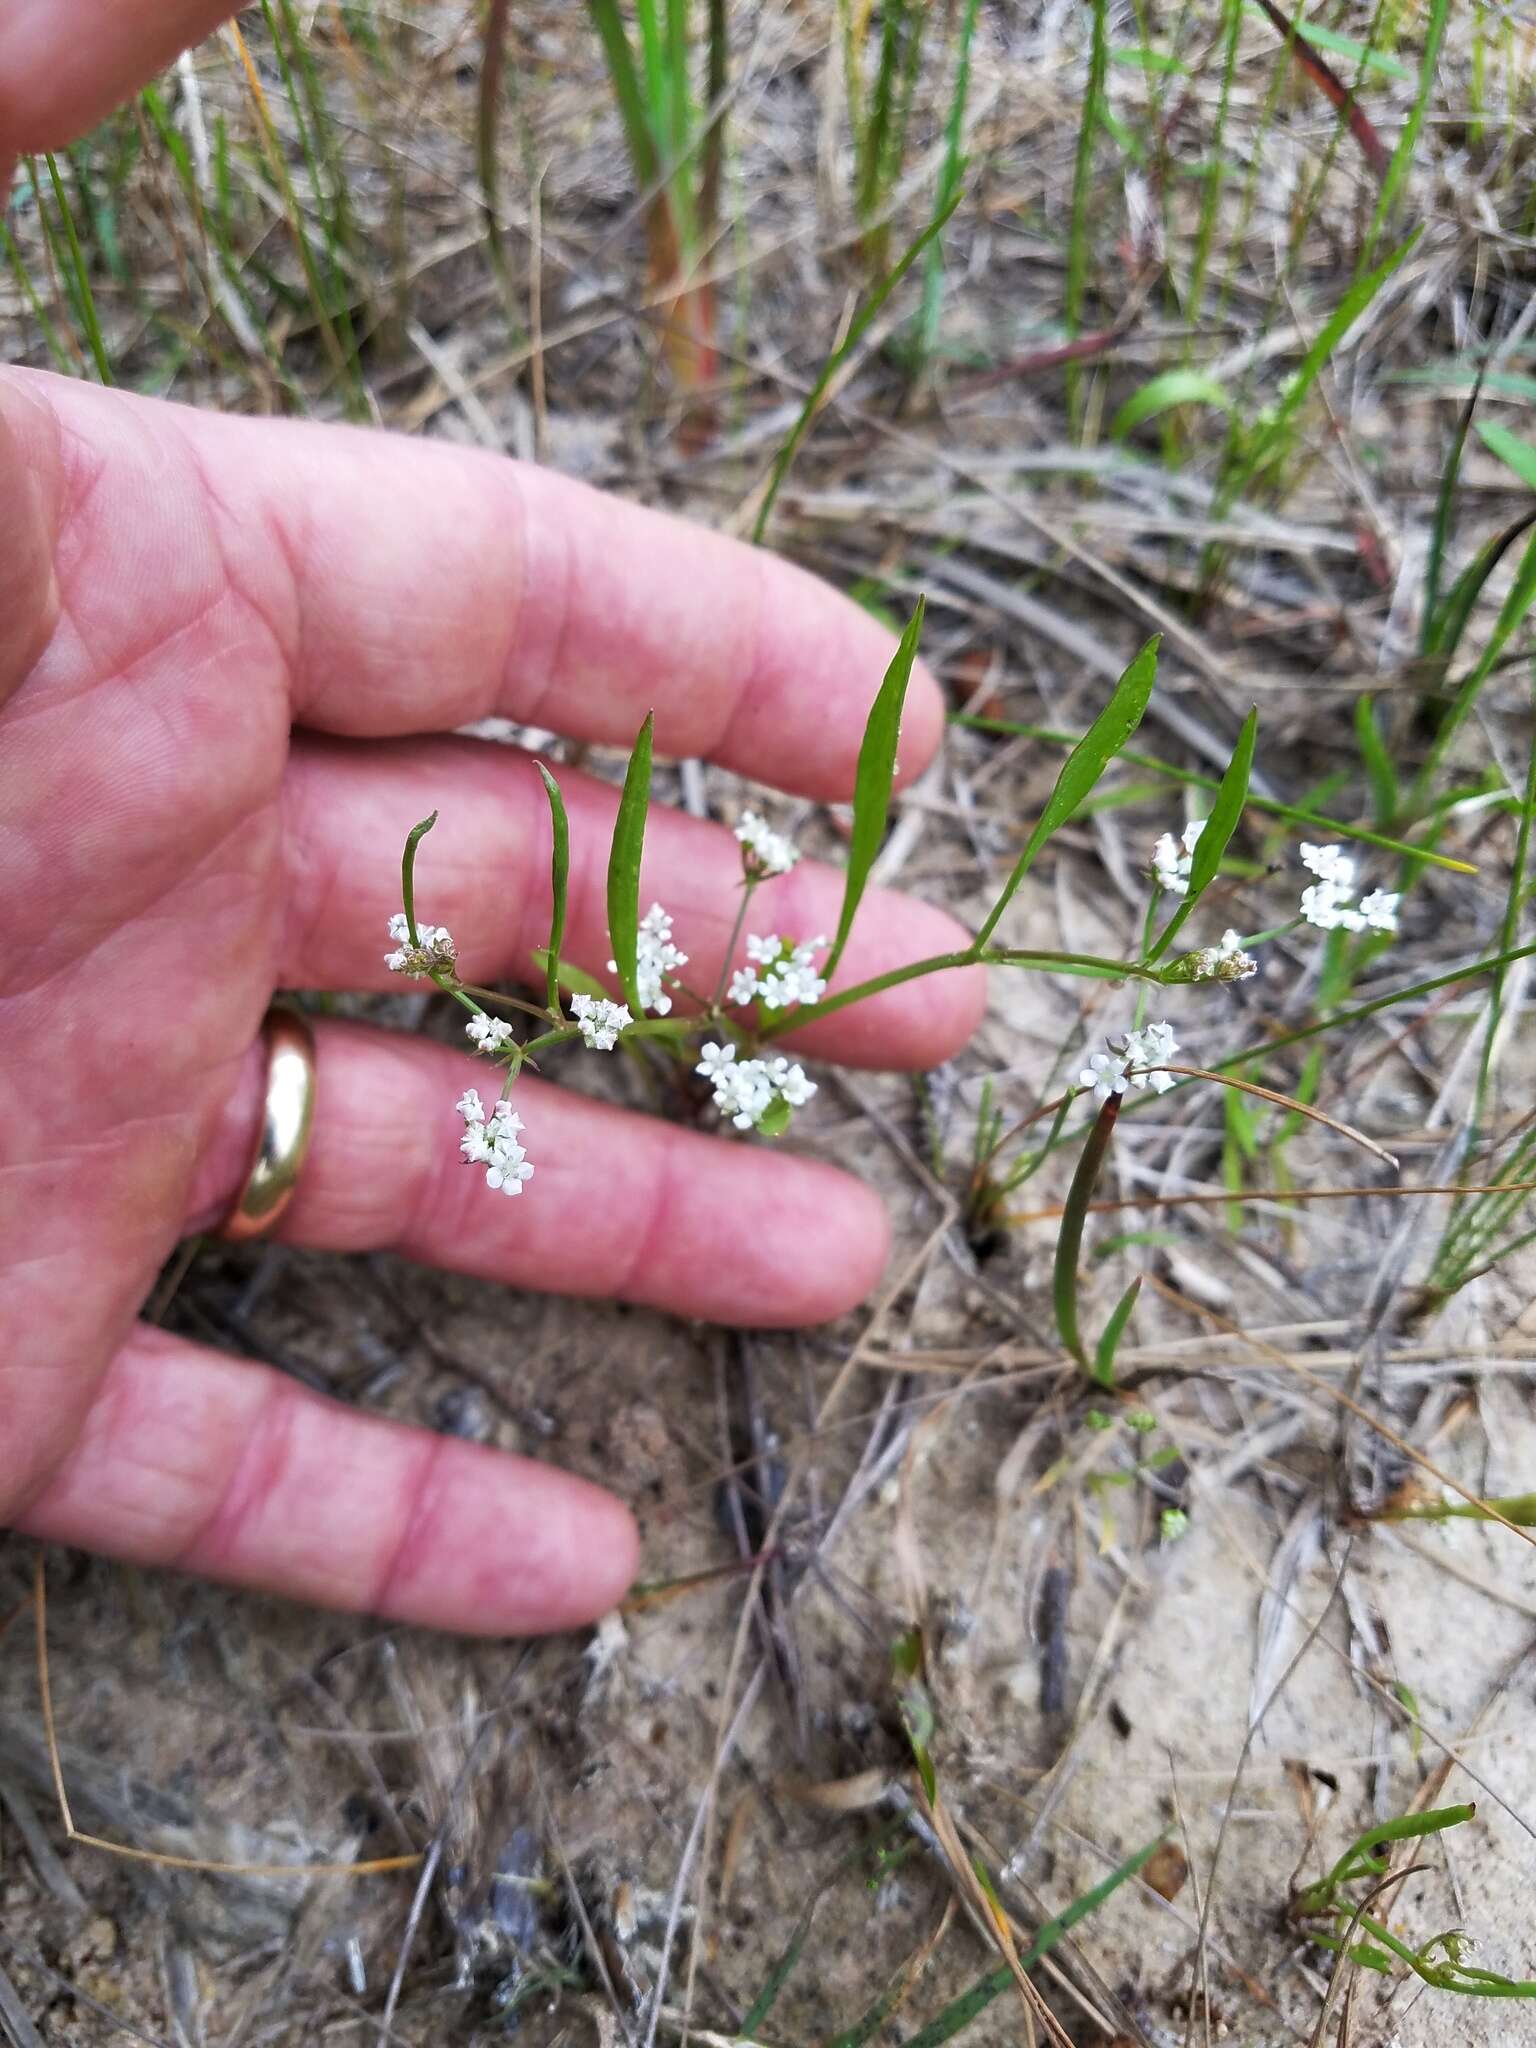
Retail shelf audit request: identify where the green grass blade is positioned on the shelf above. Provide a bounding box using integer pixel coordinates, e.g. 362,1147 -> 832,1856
1111,368 -> 1232,440
1423,508 -> 1536,665
587,0 -> 663,187
1421,369 -> 1485,653
751,190 -> 962,545
918,0 -> 979,362
900,1830 -> 1169,2048
42,153 -> 112,383
536,765 -> 570,1015
1064,0 -> 1109,425
975,635 -> 1160,949
1361,0 -> 1449,269
824,599 -> 927,981
1147,706 -> 1256,963
1240,231 -> 1420,491
607,713 -> 655,1015
1354,695 -> 1399,825
1418,526 -> 1536,794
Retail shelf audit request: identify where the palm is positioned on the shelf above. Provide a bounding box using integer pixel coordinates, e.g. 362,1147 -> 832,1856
0,373 -> 982,1633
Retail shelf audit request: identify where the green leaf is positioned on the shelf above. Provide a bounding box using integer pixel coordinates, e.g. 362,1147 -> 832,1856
1243,5 -> 1410,79
1423,508 -> 1536,665
825,597 -> 927,980
1478,419 -> 1536,494
1093,1275 -> 1141,1386
754,1096 -> 794,1138
530,948 -> 610,1003
1111,369 -> 1232,440
1147,705 -> 1256,963
1108,44 -> 1187,74
976,636 -> 1160,948
400,811 -> 438,945
1422,370 -> 1484,653
606,712 -> 654,1016
536,764 -> 570,1016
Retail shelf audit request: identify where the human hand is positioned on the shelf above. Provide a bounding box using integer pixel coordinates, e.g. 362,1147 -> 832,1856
0,356 -> 983,1632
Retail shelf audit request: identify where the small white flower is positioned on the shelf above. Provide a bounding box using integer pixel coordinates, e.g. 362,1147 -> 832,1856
386,912 -> 457,977
571,992 -> 632,1051
1079,1051 -> 1129,1102
741,934 -> 828,1011
455,1088 -> 486,1123
727,966 -> 760,1006
1358,889 -> 1400,934
466,1012 -> 514,1053
696,1040 -> 737,1079
734,809 -> 800,877
486,1154 -> 534,1196
610,902 -> 688,1016
1300,842 -> 1355,888
1151,818 -> 1207,896
769,1057 -> 816,1107
1125,1019 -> 1178,1093
1300,880 -> 1354,931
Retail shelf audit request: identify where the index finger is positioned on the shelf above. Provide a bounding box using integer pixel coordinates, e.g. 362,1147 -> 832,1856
0,1 -> 237,162
14,369 -> 945,803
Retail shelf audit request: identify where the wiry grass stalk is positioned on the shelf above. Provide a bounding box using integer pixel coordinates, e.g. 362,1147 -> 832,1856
1064,0 -> 1109,430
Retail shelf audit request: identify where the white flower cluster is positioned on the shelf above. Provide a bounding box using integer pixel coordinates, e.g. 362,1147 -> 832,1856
465,1011 -> 514,1053
571,992 -> 631,1050
1297,844 -> 1400,935
1079,1019 -> 1180,1103
456,1089 -> 533,1197
1151,818 -> 1206,896
1189,928 -> 1257,983
734,809 -> 799,878
385,911 -> 456,976
696,1041 -> 816,1129
727,933 -> 828,1011
609,902 -> 688,1015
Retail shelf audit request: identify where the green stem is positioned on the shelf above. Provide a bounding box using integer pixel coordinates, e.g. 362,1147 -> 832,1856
757,944 -> 1157,1040
711,877 -> 758,1010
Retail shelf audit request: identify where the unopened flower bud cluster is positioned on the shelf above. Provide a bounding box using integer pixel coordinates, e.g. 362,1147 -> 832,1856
385,911 -> 457,976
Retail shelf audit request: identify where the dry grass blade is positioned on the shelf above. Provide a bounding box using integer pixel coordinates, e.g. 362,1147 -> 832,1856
30,1554 -> 420,1880
1162,1065 -> 1399,1169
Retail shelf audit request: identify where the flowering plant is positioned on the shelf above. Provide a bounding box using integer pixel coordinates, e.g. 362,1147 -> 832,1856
385,608 -> 1464,1380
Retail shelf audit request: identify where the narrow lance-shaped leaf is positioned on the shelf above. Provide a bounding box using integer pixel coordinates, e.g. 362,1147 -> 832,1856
536,763 -> 569,1015
975,635 -> 1159,949
606,712 -> 654,1016
1147,704 -> 1257,963
400,811 -> 438,946
825,597 -> 926,981
1094,1274 -> 1141,1386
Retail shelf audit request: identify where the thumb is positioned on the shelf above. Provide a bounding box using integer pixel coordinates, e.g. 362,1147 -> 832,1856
0,372 -> 61,712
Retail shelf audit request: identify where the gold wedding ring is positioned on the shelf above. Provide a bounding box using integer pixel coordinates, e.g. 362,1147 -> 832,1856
222,1006 -> 317,1242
